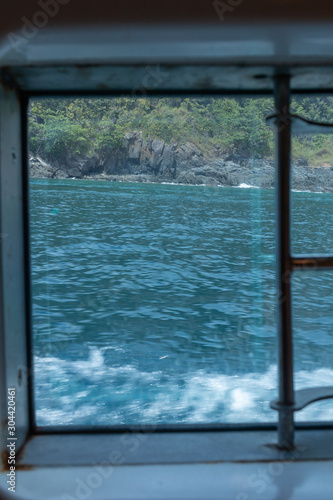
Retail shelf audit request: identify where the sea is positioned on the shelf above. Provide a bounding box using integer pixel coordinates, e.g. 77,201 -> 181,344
29,179 -> 333,426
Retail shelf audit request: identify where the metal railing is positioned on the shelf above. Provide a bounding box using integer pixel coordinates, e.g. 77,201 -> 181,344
270,75 -> 333,449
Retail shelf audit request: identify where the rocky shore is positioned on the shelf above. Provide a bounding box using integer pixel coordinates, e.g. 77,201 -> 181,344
29,132 -> 333,192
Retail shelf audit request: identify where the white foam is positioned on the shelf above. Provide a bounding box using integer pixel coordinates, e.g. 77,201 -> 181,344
235,183 -> 259,189
33,350 -> 333,426
291,189 -> 324,194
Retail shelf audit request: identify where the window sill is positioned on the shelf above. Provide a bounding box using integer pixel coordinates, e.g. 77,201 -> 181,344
1,428 -> 333,500
16,428 -> 333,467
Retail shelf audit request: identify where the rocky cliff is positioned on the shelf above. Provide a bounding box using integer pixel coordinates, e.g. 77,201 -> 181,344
29,131 -> 333,192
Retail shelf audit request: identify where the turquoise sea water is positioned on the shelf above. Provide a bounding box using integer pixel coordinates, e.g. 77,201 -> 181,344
30,179 -> 333,426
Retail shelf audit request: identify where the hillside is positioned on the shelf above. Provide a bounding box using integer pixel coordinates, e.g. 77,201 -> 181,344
28,96 -> 333,190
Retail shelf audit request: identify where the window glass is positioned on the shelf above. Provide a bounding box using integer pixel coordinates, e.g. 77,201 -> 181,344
292,270 -> 333,422
29,97 -> 279,426
291,96 -> 333,255
289,97 -> 333,421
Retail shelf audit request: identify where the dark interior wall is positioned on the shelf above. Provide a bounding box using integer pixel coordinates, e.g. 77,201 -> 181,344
1,0 -> 333,40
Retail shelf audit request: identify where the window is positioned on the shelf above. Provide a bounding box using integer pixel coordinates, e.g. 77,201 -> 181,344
25,88 -> 333,444
1,60 -> 333,500
29,95 -> 280,429
26,92 -> 333,438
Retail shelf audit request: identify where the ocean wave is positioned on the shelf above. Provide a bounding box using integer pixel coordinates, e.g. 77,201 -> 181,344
291,189 -> 323,194
234,183 -> 260,189
34,348 -> 333,426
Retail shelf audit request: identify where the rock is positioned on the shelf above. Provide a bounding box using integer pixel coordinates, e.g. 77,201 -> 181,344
177,165 -> 226,186
36,156 -> 51,169
296,157 -> 308,166
224,153 -> 248,164
158,145 -> 176,179
28,132 -> 333,192
128,140 -> 142,161
293,166 -> 333,192
80,156 -> 102,176
177,170 -> 197,185
67,167 -> 83,178
31,159 -> 56,178
152,139 -> 165,156
123,132 -> 143,165
29,156 -> 55,178
65,154 -> 102,177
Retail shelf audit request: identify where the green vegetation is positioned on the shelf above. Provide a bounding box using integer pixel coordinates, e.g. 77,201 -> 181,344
28,96 -> 333,165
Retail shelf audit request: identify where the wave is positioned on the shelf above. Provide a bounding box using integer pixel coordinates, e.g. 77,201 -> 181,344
34,347 -> 333,427
235,183 -> 260,189
291,189 -> 324,194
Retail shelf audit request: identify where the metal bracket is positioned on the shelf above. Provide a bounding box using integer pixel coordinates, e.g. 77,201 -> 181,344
266,113 -> 333,134
271,386 -> 333,412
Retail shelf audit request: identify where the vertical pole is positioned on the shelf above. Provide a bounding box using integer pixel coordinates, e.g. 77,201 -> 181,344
274,75 -> 294,449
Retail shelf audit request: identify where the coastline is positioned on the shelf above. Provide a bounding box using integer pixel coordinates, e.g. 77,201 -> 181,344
30,154 -> 333,193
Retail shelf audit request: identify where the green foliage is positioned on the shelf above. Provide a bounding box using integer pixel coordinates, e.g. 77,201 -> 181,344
43,117 -> 90,159
28,121 -> 44,155
28,96 -> 333,165
290,96 -> 333,165
94,120 -> 125,161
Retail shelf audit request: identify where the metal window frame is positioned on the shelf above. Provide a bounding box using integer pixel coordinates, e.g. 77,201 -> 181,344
1,67 -> 333,472
0,84 -> 30,457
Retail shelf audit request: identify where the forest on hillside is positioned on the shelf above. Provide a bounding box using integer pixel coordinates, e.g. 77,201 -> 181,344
28,96 -> 333,166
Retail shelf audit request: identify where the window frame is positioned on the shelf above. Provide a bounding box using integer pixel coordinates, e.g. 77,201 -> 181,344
1,68 -> 333,478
